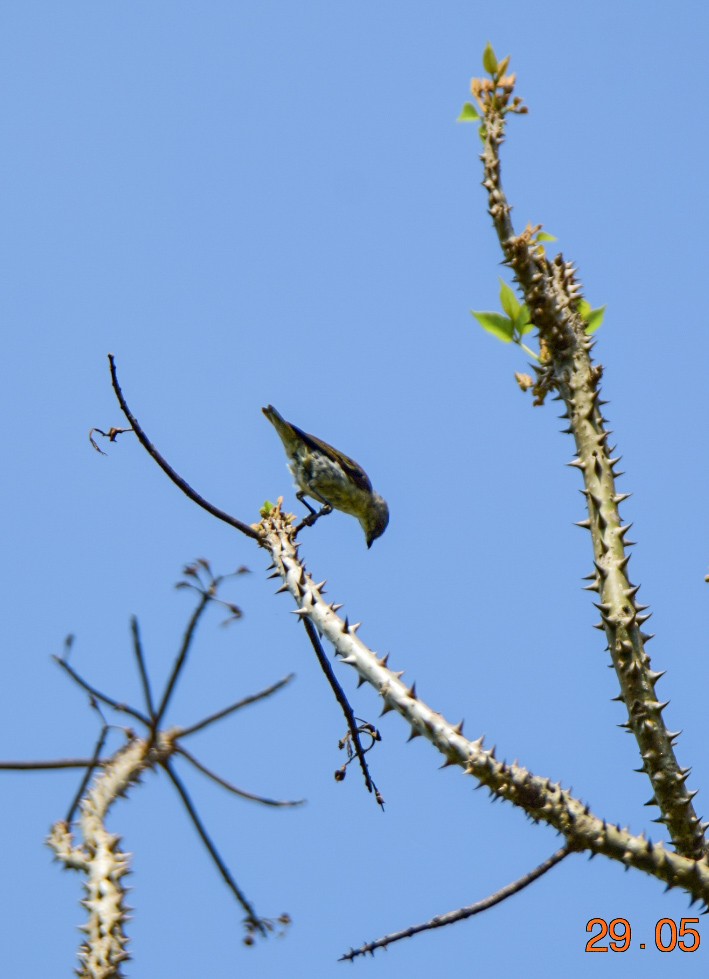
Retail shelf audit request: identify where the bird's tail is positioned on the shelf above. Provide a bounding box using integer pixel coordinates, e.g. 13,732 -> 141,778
262,404 -> 297,452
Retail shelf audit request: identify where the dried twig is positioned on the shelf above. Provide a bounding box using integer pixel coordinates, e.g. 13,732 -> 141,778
177,674 -> 295,739
0,758 -> 106,770
301,616 -> 383,807
89,426 -> 132,455
341,846 -> 571,959
130,617 -> 155,718
153,588 -> 212,730
176,745 -> 305,808
163,759 -> 267,935
107,354 -> 262,540
53,655 -> 150,726
65,725 -> 109,825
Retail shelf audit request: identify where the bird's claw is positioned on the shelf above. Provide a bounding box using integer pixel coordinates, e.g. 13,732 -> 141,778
296,503 -> 333,532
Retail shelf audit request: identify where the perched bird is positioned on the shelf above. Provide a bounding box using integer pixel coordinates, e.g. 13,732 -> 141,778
262,405 -> 389,547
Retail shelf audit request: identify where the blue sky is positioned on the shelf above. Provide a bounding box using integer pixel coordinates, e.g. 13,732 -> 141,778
3,2 -> 709,976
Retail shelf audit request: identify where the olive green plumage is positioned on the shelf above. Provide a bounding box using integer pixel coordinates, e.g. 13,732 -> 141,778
262,405 -> 389,547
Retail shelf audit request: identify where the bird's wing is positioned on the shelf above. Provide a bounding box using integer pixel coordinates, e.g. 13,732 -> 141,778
291,423 -> 373,493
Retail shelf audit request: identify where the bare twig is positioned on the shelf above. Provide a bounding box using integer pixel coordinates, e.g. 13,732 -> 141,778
53,655 -> 150,726
107,355 -> 262,540
163,759 -> 267,935
177,673 -> 295,738
0,758 -> 106,770
153,589 -> 212,730
301,616 -> 383,809
66,726 -> 109,824
340,847 -> 571,960
176,745 -> 305,808
131,616 -> 155,720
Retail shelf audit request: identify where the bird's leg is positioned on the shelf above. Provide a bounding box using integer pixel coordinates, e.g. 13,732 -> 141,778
296,491 -> 318,515
296,492 -> 333,531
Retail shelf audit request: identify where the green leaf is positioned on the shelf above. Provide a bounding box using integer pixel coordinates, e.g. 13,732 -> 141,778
577,298 -> 606,334
584,305 -> 606,334
498,279 -> 521,320
471,310 -> 514,342
515,305 -> 534,336
482,42 -> 498,75
457,102 -> 480,122
536,232 -> 557,243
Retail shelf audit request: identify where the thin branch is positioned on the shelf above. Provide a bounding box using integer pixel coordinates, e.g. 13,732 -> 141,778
108,354 -> 262,540
301,617 -> 383,809
0,759 -> 106,770
163,759 -> 267,936
53,655 -> 150,726
340,847 -> 571,960
65,726 -> 109,824
131,616 -> 155,720
176,745 -> 305,808
177,673 -> 295,738
153,588 -> 212,730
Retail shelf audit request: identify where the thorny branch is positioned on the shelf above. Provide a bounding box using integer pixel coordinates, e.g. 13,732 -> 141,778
471,52 -> 706,860
255,501 -> 709,907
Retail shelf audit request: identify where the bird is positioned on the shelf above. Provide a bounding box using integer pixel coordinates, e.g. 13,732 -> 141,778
262,405 -> 389,547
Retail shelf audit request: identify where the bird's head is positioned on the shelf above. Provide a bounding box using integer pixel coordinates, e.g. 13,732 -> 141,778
361,493 -> 390,548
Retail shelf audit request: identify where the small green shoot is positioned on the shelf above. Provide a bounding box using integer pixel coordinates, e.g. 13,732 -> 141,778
457,102 -> 481,123
578,299 -> 606,334
472,279 -> 538,360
